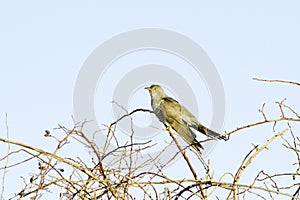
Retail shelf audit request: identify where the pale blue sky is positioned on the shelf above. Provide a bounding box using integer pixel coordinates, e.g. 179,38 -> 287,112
1,1 -> 300,199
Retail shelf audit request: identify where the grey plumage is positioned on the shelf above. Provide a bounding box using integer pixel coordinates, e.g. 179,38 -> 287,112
145,84 -> 225,154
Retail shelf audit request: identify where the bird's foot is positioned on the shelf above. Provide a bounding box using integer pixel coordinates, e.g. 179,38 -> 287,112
166,126 -> 171,132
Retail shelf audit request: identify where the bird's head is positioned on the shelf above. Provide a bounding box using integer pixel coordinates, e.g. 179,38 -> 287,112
145,85 -> 166,98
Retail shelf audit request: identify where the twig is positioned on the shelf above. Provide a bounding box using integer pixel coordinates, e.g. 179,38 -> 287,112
109,108 -> 153,127
225,117 -> 300,136
229,128 -> 290,199
253,77 -> 300,87
1,113 -> 10,199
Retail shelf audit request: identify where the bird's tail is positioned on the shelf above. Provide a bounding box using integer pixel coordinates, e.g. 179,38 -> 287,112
192,139 -> 204,151
198,125 -> 227,140
173,125 -> 209,171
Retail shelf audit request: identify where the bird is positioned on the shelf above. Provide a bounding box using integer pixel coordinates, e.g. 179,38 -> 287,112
145,84 -> 226,155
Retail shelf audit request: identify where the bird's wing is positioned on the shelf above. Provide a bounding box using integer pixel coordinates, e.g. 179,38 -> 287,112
153,104 -> 167,124
159,97 -> 198,145
181,106 -> 200,128
181,105 -> 226,140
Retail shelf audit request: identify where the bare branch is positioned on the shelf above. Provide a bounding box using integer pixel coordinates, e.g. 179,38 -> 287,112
1,78 -> 300,199
253,77 -> 300,87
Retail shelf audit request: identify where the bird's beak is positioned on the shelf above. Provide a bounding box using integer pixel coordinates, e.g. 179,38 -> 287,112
145,86 -> 151,91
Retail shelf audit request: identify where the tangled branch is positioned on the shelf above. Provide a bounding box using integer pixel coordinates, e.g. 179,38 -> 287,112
0,78 -> 300,199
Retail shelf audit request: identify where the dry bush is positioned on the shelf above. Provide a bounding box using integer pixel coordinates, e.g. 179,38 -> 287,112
1,78 -> 300,200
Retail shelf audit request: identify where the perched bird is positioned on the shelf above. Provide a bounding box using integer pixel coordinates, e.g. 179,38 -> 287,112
145,84 -> 226,154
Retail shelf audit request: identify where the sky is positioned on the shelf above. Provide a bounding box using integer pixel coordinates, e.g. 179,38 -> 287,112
1,1 -> 300,199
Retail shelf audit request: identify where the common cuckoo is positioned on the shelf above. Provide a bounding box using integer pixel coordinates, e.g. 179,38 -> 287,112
145,84 -> 226,154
